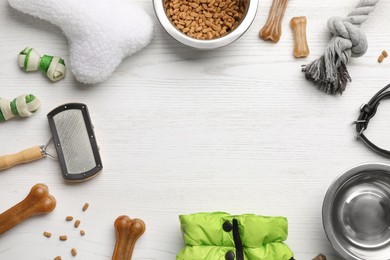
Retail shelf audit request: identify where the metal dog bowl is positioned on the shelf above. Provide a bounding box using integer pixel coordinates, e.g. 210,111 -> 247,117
153,0 -> 259,49
323,163 -> 390,260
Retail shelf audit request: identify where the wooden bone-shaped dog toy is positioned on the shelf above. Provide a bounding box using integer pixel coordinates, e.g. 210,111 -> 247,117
0,184 -> 56,235
112,215 -> 146,260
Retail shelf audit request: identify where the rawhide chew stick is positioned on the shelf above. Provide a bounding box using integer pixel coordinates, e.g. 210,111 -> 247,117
291,16 -> 310,58
0,184 -> 56,235
302,0 -> 380,94
259,0 -> 289,43
0,94 -> 41,122
112,215 -> 146,260
18,47 -> 66,82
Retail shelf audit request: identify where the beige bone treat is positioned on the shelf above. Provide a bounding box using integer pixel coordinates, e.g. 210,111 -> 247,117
259,0 -> 289,42
0,184 -> 56,235
290,16 -> 310,58
112,215 -> 146,260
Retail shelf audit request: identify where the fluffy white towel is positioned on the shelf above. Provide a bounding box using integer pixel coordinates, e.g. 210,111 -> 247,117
9,0 -> 153,84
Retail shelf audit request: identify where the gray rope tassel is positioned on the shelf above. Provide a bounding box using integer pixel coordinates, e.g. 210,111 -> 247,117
302,0 -> 380,95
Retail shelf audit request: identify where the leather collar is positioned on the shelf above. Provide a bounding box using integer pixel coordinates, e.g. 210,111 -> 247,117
355,84 -> 390,157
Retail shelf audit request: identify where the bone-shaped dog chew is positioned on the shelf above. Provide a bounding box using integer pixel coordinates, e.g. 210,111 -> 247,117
8,0 -> 153,84
312,254 -> 327,260
112,216 -> 146,260
259,0 -> 289,43
0,184 -> 56,235
290,17 -> 310,58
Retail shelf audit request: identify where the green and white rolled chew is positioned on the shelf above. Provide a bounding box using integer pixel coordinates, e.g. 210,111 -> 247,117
18,47 -> 66,82
0,94 -> 41,122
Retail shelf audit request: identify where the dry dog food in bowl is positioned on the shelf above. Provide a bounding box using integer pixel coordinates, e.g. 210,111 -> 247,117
164,0 -> 246,40
154,0 -> 259,49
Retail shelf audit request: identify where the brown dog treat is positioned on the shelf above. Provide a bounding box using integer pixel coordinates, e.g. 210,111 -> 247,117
74,220 -> 81,228
66,216 -> 74,221
112,216 -> 146,260
43,231 -> 52,238
382,50 -> 388,58
259,0 -> 289,42
71,248 -> 77,256
0,184 -> 56,235
290,16 -> 310,58
312,254 -> 326,260
378,54 -> 385,63
80,230 -> 86,236
54,257 -> 62,260
59,235 -> 68,241
82,203 -> 89,212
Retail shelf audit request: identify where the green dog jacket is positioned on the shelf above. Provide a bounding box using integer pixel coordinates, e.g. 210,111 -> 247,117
177,212 -> 294,260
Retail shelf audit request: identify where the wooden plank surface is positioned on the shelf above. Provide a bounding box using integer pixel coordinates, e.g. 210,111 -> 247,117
1,0 -> 390,259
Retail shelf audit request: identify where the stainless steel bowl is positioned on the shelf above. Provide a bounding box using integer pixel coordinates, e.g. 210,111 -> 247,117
323,163 -> 390,260
153,0 -> 259,49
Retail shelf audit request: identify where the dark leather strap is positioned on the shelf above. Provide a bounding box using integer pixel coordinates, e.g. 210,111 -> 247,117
232,219 -> 244,260
355,84 -> 390,157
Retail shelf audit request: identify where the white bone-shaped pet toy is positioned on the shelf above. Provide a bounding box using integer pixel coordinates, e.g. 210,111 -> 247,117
9,0 -> 153,84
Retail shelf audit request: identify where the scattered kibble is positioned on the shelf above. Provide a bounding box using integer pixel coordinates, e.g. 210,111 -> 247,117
80,230 -> 86,236
43,231 -> 52,238
66,216 -> 74,221
54,256 -> 62,260
382,50 -> 388,58
74,220 -> 81,228
82,203 -> 89,212
71,248 -> 77,257
378,54 -> 385,63
59,235 -> 68,241
164,0 -> 246,40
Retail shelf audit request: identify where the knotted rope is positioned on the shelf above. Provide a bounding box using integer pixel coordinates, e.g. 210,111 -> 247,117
18,47 -> 66,82
0,94 -> 41,122
302,0 -> 380,95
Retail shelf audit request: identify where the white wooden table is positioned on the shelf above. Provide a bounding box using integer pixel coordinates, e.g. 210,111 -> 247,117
1,0 -> 390,259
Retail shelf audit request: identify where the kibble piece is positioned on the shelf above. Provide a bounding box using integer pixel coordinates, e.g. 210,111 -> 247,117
71,248 -> 77,257
378,54 -> 385,63
74,220 -> 81,228
382,50 -> 388,58
82,203 -> 89,212
66,216 -> 74,221
80,230 -> 86,236
59,235 -> 68,241
54,257 -> 62,260
43,231 -> 52,238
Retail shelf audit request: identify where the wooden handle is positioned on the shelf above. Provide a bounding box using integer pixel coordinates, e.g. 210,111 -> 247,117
0,146 -> 44,171
0,184 -> 56,235
112,216 -> 145,260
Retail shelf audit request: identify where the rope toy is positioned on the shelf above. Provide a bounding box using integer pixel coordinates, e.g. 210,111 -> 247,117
18,47 -> 66,82
302,0 -> 380,95
0,94 -> 41,122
